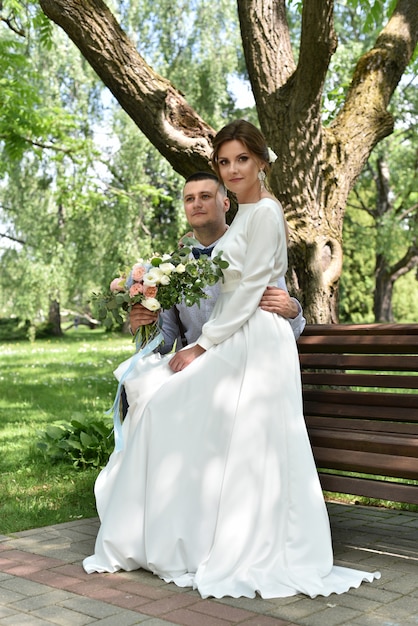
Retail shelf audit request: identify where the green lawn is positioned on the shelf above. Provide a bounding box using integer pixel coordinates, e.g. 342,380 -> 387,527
1,326 -> 416,534
0,327 -> 133,533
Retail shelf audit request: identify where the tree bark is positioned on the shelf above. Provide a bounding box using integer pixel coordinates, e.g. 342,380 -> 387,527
48,299 -> 63,336
39,0 -> 418,322
238,0 -> 418,321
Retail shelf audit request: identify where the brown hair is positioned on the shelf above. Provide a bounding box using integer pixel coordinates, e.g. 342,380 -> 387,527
211,119 -> 271,182
184,171 -> 227,196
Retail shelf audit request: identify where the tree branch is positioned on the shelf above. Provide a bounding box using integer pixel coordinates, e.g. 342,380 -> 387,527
390,246 -> 418,280
0,14 -> 25,37
237,0 -> 296,107
39,0 -> 215,178
0,232 -> 26,245
330,0 -> 418,182
296,0 -> 337,103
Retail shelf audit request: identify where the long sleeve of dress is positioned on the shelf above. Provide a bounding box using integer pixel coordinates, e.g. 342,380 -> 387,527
198,199 -> 288,350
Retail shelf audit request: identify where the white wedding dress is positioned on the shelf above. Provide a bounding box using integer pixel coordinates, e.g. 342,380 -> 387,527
83,198 -> 380,598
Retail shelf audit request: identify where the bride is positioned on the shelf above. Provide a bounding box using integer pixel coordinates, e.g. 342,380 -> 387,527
83,119 -> 380,599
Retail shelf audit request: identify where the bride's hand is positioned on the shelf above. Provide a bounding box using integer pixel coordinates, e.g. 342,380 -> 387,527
169,345 -> 206,372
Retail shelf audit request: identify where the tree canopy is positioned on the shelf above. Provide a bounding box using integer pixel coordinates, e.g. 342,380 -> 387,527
1,0 -> 417,330
36,0 -> 418,322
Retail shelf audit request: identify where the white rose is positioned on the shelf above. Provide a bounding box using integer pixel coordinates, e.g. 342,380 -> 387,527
161,254 -> 172,261
159,274 -> 170,285
143,268 -> 164,286
175,263 -> 186,273
142,297 -> 161,312
159,262 -> 175,274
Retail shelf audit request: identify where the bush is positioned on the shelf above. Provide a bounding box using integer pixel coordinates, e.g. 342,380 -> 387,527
0,317 -> 30,341
37,414 -> 114,469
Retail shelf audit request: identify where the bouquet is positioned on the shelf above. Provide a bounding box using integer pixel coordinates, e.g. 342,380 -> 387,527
91,238 -> 229,352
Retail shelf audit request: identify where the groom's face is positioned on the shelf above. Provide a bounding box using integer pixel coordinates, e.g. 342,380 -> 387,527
183,179 -> 229,233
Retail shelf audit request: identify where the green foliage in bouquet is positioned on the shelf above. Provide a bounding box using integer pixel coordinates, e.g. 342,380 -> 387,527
91,240 -> 229,330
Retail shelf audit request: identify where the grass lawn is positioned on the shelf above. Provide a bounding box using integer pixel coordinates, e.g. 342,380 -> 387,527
2,326 -> 416,534
0,327 -> 134,534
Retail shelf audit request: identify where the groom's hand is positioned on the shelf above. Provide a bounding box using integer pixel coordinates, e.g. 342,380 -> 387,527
129,303 -> 158,334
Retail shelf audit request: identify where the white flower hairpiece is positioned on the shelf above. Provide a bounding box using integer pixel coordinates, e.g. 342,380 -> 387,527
267,147 -> 278,164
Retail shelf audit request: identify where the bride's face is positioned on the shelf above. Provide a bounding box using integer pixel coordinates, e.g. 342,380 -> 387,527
216,140 -> 263,203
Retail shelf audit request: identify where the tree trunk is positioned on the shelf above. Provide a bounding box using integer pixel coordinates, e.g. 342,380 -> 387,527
373,158 -> 418,321
374,254 -> 394,322
48,299 -> 63,336
39,0 -> 418,322
238,0 -> 418,321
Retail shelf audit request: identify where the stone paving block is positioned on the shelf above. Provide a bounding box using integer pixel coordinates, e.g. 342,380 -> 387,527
161,607 -> 231,626
187,598 -> 256,622
373,594 -> 418,620
51,564 -> 91,582
0,607 -> 17,619
386,560 -> 418,575
127,571 -> 167,585
298,604 -> 361,625
31,603 -> 97,625
216,595 -> 279,615
60,596 -> 120,618
270,597 -> 325,621
0,587 -> 25,605
139,592 -> 201,617
382,573 -> 418,595
403,518 -> 418,529
0,613 -> 56,625
1,576 -> 53,596
86,586 -> 136,605
118,581 -> 177,601
27,569 -> 84,590
107,592 -> 155,610
349,614 -> 413,625
136,618 -> 180,626
240,616 -> 294,626
322,591 -> 381,613
9,589 -> 75,612
92,612 -> 151,625
349,584 -> 402,604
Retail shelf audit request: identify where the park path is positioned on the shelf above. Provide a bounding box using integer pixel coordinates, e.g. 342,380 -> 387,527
1,502 -> 418,626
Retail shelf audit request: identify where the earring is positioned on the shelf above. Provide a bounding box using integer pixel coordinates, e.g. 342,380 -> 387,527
258,169 -> 266,190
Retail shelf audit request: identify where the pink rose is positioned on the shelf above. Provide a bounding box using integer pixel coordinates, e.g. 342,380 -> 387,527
110,277 -> 125,293
143,285 -> 158,298
129,283 -> 143,297
132,264 -> 146,282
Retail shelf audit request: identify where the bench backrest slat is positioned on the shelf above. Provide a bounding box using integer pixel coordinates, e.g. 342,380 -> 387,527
302,372 -> 418,389
299,354 -> 418,371
306,415 -> 418,435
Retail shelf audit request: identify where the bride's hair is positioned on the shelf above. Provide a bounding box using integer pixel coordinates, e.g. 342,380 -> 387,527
210,119 -> 271,181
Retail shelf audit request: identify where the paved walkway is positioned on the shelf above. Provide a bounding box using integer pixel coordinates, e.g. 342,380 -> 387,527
1,502 -> 417,626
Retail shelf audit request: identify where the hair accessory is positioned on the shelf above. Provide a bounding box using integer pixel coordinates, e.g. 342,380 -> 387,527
267,148 -> 278,164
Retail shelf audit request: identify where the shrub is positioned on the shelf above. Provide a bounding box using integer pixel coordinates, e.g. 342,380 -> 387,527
37,414 -> 114,469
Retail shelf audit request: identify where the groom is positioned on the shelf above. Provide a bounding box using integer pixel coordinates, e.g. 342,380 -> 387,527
129,171 -> 305,350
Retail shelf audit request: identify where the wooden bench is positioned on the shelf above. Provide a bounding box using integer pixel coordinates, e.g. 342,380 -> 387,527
297,324 -> 418,505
